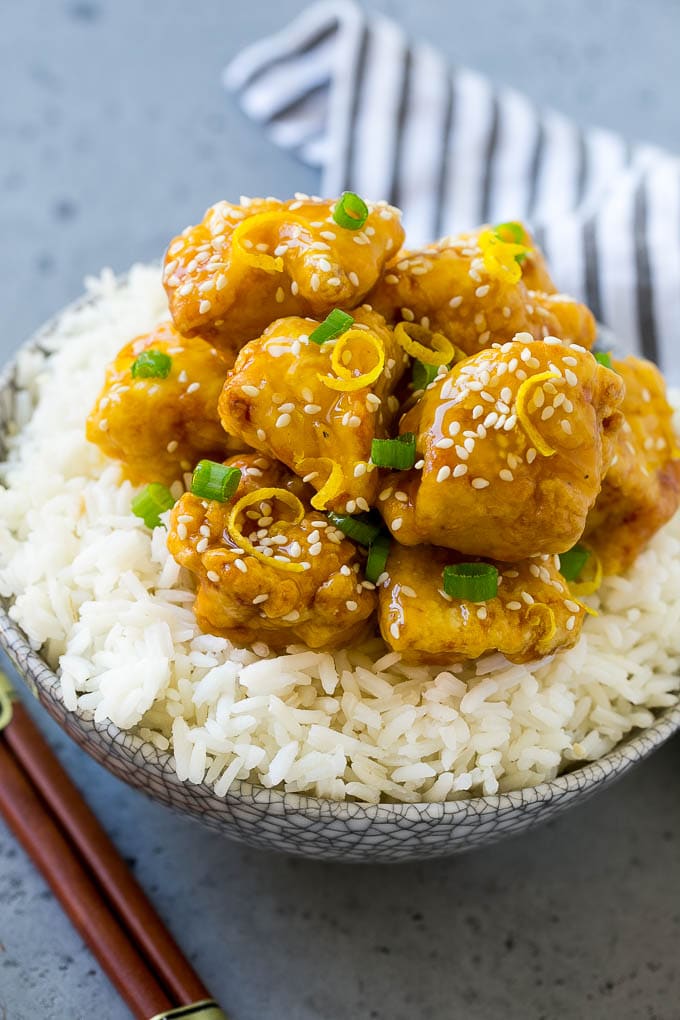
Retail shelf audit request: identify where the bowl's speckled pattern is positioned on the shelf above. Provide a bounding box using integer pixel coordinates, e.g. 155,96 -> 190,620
1,289 -> 679,863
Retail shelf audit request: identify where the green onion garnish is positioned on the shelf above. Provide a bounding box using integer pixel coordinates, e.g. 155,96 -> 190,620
595,352 -> 613,369
494,221 -> 528,263
310,309 -> 354,345
131,483 -> 175,529
131,350 -> 172,379
191,460 -> 241,502
332,191 -> 369,231
370,433 -> 417,470
442,562 -> 499,601
327,511 -> 382,546
558,543 -> 591,581
411,360 -> 440,390
366,533 -> 391,583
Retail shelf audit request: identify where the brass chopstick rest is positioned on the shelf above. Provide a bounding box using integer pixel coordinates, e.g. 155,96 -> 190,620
149,1002 -> 229,1020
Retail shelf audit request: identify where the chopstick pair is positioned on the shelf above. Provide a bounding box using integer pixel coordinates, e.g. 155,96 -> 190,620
0,670 -> 228,1020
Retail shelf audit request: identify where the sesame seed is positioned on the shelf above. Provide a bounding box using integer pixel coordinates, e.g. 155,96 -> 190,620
561,419 -> 573,434
311,273 -> 320,292
401,307 -> 415,322
291,280 -> 299,295
463,438 -> 475,453
242,385 -> 260,398
526,448 -> 537,464
379,488 -> 393,501
565,369 -> 578,387
471,477 -> 490,489
276,413 -> 291,428
199,300 -> 212,314
475,284 -> 490,298
565,599 -> 580,613
435,437 -> 454,449
502,306 -> 511,318
346,500 -> 357,513
506,601 -> 522,610
503,415 -> 517,430
196,538 -> 208,553
437,466 -> 451,483
476,606 -> 488,620
566,615 -> 576,631
348,415 -> 362,428
206,571 -> 220,583
309,542 -> 323,557
234,558 -> 248,573
186,382 -> 200,394
275,286 -> 285,303
390,622 -> 401,640
166,440 -> 179,453
448,421 -> 461,437
541,406 -> 555,421
253,594 -> 269,605
452,464 -> 468,477
499,469 -> 514,481
177,523 -> 187,540
449,295 -> 463,308
392,517 -> 403,531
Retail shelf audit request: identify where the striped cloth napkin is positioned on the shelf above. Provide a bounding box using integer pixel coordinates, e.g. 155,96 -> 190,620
225,0 -> 680,381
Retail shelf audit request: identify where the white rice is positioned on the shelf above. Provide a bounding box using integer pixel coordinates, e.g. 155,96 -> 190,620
1,265 -> 679,804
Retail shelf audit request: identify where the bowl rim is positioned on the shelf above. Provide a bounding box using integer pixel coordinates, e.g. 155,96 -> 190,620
1,273 -> 679,822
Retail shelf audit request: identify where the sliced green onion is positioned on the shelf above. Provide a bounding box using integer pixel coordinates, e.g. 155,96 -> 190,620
494,221 -> 528,263
442,562 -> 499,601
310,309 -> 354,345
594,351 -> 613,369
494,221 -> 524,244
365,533 -> 391,583
411,360 -> 440,390
191,460 -> 241,502
370,433 -> 417,470
327,511 -> 382,546
332,191 -> 369,231
558,543 -> 591,581
131,483 -> 175,529
131,349 -> 172,379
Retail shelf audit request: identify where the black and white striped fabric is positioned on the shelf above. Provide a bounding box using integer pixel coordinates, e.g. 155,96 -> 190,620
225,0 -> 680,381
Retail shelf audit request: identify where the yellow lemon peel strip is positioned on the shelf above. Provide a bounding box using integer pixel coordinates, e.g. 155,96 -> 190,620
227,487 -> 307,572
319,330 -> 385,392
478,229 -> 531,285
307,459 -> 344,510
516,370 -> 560,457
231,211 -> 308,275
568,547 -> 603,597
527,603 -> 557,650
393,321 -> 454,366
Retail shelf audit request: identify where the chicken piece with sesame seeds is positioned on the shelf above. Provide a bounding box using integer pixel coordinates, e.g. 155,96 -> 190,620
583,355 -> 680,574
378,544 -> 586,665
167,454 -> 376,650
218,307 -> 408,512
163,195 -> 405,358
367,225 -> 596,356
86,322 -> 243,486
379,335 -> 624,561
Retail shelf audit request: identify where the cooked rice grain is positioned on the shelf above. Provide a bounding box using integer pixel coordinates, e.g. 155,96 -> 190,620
1,266 -> 679,803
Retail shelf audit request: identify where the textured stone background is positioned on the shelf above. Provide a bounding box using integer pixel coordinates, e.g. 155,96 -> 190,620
1,2 -> 679,1017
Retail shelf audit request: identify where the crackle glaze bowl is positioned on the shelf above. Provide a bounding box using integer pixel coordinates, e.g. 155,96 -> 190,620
1,290 -> 679,863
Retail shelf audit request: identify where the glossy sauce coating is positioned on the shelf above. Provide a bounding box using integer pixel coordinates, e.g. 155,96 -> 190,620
378,544 -> 586,664
163,196 -> 404,357
584,355 -> 680,573
167,455 -> 376,649
368,225 -> 596,356
86,322 -> 241,485
380,335 -> 624,560
218,308 -> 408,512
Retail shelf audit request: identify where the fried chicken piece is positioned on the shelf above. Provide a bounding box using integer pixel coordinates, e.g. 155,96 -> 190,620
584,356 -> 680,574
378,544 -> 585,665
86,322 -> 242,485
379,335 -> 624,561
218,308 -> 408,513
367,225 -> 596,356
163,195 -> 404,357
167,454 -> 376,650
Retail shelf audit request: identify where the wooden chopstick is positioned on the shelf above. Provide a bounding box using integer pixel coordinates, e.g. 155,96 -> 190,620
5,698 -> 212,1007
0,737 -> 174,1019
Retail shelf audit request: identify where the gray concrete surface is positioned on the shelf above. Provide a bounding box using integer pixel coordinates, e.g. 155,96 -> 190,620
1,2 -> 679,1017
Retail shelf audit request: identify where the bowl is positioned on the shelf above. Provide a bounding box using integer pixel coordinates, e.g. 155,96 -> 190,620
1,287 -> 679,863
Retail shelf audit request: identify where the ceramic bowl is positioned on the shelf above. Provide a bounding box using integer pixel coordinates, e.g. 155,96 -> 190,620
2,290 -> 679,863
